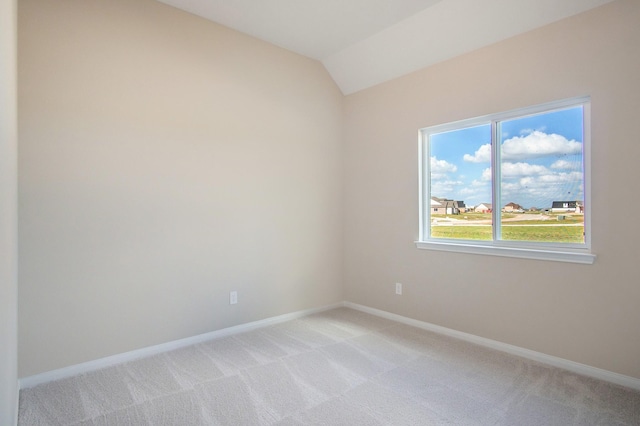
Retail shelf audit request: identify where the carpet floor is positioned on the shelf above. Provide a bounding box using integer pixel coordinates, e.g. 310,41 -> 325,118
18,307 -> 640,425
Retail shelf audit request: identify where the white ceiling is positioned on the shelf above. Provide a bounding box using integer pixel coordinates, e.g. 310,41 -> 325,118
157,0 -> 615,94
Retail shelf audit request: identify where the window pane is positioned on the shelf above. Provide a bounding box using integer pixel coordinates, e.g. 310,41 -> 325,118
498,106 -> 585,243
429,124 -> 492,240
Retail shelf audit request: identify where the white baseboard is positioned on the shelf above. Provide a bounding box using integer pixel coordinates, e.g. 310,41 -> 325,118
19,302 -> 345,389
345,302 -> 640,391
20,300 -> 640,392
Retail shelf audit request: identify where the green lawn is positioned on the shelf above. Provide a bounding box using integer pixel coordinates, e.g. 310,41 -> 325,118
431,225 -> 584,243
430,212 -> 585,243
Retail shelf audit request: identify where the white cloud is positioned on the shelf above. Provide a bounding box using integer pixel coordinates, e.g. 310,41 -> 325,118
459,185 -> 487,196
461,130 -> 574,163
520,126 -> 546,135
457,185 -> 491,206
537,171 -> 583,184
500,169 -> 584,208
430,156 -> 457,174
458,188 -> 475,196
431,179 -> 464,197
550,159 -> 581,170
518,176 -> 536,187
502,131 -> 582,161
481,168 -> 492,181
502,162 -> 548,177
463,143 -> 491,163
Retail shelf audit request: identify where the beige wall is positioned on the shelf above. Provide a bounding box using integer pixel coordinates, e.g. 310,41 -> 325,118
1,0 -> 18,421
18,0 -> 640,383
18,0 -> 343,376
344,0 -> 640,379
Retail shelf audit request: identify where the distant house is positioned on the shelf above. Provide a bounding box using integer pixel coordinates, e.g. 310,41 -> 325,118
457,201 -> 467,214
475,203 -> 492,213
503,202 -> 524,212
551,201 -> 581,213
430,197 -> 443,214
431,197 -> 462,215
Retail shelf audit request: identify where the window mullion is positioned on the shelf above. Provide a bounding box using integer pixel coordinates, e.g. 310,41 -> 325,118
420,131 -> 429,240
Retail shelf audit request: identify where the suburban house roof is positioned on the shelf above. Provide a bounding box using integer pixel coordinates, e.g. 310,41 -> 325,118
504,202 -> 524,209
552,201 -> 578,208
431,197 -> 462,211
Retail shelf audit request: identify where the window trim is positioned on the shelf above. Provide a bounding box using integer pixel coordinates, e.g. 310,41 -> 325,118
416,96 -> 595,264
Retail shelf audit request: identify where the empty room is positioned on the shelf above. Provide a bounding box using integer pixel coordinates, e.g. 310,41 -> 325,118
2,0 -> 640,424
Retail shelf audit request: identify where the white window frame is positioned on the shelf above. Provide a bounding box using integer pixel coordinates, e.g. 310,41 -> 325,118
416,97 -> 595,264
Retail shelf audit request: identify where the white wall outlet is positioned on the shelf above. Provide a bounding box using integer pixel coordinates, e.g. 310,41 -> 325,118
395,283 -> 402,295
230,291 -> 238,305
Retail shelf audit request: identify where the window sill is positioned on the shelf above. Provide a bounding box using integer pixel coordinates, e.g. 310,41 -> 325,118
415,241 -> 596,264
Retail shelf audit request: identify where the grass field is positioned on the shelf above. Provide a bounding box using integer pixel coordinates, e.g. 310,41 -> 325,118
430,213 -> 585,243
431,225 -> 584,243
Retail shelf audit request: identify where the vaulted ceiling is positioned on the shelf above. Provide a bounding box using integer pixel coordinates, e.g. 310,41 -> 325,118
156,0 -> 614,94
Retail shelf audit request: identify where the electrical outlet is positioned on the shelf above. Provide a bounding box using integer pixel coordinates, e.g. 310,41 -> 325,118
395,283 -> 402,295
230,291 -> 238,305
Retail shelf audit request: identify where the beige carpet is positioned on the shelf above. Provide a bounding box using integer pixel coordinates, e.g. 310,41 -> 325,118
18,308 -> 640,425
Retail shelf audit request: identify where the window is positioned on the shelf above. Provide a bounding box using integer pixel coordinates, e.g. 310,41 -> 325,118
417,97 -> 594,264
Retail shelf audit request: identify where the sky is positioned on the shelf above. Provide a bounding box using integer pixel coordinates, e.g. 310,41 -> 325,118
428,106 -> 584,210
